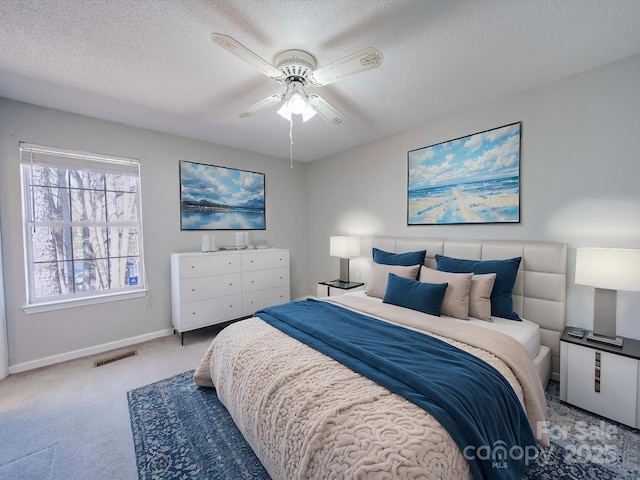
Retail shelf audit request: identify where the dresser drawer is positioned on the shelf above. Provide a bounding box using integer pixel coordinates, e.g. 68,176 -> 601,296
242,268 -> 289,292
243,286 -> 290,315
178,294 -> 243,331
179,254 -> 241,279
242,250 -> 289,272
180,273 -> 241,303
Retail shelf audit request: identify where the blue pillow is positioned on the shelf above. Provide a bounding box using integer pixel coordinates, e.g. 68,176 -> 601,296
382,273 -> 448,316
435,254 -> 522,321
373,247 -> 426,267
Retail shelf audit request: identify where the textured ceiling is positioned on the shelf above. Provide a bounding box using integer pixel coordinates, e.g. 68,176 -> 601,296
1,0 -> 640,163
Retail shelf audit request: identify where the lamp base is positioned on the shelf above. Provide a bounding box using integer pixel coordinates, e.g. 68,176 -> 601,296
338,257 -> 350,283
586,332 -> 624,347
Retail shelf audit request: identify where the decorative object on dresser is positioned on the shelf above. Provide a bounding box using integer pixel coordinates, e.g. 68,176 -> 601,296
170,249 -> 289,344
329,236 -> 360,283
560,326 -> 640,428
575,247 -> 640,347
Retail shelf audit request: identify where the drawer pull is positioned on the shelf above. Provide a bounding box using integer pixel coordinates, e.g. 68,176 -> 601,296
192,288 -> 195,292
595,352 -> 601,393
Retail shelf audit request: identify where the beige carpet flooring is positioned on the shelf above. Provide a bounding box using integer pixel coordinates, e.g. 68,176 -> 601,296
0,326 -> 222,480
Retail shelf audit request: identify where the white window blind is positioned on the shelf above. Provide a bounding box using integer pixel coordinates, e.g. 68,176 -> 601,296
20,143 -> 146,309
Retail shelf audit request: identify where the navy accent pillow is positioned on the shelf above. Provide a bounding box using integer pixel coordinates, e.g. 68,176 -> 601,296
435,255 -> 522,321
373,247 -> 426,267
382,273 -> 448,316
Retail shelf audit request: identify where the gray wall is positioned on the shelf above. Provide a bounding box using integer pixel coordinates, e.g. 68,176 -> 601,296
0,99 -> 309,368
307,54 -> 640,338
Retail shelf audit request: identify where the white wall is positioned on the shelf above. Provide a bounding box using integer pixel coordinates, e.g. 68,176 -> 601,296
0,218 -> 7,378
0,99 -> 309,369
308,54 -> 640,339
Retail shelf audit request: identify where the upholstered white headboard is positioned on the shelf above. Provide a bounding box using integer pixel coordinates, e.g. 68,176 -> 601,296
366,237 -> 567,378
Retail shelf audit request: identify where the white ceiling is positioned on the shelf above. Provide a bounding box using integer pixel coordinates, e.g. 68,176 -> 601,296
2,0 -> 640,163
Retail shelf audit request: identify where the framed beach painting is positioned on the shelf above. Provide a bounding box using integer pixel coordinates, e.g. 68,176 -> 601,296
180,161 -> 266,230
407,122 -> 521,225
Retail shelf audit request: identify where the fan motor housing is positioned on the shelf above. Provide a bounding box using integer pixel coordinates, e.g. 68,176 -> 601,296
275,50 -> 317,83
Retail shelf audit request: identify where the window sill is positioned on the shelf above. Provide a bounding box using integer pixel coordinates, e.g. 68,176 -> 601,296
23,289 -> 148,314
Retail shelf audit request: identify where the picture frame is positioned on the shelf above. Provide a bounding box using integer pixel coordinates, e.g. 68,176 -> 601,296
180,161 -> 266,230
407,122 -> 521,225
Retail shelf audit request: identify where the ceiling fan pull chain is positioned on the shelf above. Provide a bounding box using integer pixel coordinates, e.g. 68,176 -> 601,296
289,118 -> 294,168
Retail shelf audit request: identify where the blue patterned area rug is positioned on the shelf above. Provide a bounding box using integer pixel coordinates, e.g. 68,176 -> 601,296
128,372 -> 639,479
127,370 -> 269,479
524,380 -> 640,480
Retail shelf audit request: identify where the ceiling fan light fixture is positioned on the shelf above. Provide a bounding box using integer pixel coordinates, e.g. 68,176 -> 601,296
277,80 -> 317,122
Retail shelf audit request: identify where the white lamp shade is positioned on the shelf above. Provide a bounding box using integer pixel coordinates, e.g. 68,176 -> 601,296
575,247 -> 640,291
330,236 -> 360,258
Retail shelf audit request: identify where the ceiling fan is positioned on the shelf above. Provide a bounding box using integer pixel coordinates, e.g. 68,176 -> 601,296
211,34 -> 383,125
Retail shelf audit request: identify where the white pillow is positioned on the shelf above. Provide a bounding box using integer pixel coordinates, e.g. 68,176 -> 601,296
419,266 -> 473,320
469,273 -> 497,322
366,263 -> 420,299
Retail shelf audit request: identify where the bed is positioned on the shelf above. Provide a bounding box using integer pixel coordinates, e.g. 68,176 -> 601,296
194,237 -> 567,480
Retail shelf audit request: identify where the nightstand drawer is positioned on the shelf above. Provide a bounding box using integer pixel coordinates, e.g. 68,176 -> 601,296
565,342 -> 638,426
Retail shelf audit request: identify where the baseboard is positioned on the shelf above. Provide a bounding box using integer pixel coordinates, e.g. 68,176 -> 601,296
8,329 -> 174,375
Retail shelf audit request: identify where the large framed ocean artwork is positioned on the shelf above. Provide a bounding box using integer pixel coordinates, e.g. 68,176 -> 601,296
180,161 -> 266,230
407,122 -> 521,225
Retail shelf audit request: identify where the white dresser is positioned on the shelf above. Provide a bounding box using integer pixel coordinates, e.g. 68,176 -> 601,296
171,248 -> 290,343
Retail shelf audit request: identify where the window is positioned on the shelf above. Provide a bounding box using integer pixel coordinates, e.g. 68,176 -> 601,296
20,143 -> 145,310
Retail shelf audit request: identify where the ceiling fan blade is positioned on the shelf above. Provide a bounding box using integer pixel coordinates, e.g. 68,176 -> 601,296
238,93 -> 284,118
307,47 -> 383,86
308,95 -> 345,125
211,33 -> 283,81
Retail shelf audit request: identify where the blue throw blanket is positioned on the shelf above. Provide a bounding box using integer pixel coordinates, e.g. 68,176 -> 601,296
256,299 -> 536,480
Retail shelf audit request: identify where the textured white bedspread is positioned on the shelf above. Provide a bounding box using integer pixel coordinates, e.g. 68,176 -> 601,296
194,299 -> 547,479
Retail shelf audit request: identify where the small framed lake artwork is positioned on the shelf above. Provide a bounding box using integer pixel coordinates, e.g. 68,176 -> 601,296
180,161 -> 266,230
407,122 -> 521,225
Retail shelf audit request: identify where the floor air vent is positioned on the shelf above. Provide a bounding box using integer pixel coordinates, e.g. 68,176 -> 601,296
94,350 -> 138,368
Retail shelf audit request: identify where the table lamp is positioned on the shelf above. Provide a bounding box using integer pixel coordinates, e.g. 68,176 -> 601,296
575,247 -> 640,347
330,236 -> 360,283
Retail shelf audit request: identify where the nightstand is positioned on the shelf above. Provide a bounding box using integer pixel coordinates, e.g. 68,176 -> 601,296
560,326 -> 640,428
317,280 -> 365,297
